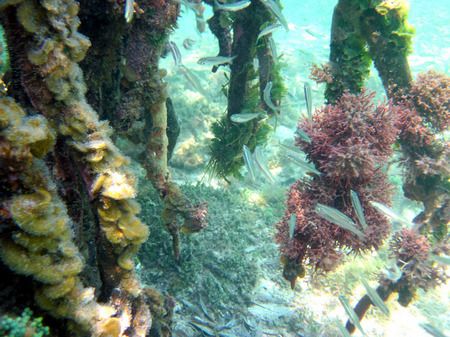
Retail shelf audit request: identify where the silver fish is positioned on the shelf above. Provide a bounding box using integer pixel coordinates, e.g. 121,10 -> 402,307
289,213 -> 296,242
124,0 -> 134,23
263,81 -> 280,113
360,278 -> 390,316
189,321 -> 217,336
277,141 -> 303,156
419,323 -> 448,337
315,204 -> 365,239
350,190 -> 367,230
266,35 -> 278,64
197,55 -> 236,66
295,128 -> 312,143
304,82 -> 312,120
335,319 -> 352,337
369,201 -> 411,227
285,154 -> 322,176
253,57 -> 259,71
260,0 -> 289,32
381,262 -> 403,282
178,65 -> 211,100
430,254 -> 450,265
254,145 -> 275,184
338,295 -> 366,336
242,145 -> 256,181
304,26 -> 323,38
199,296 -> 214,323
182,38 -> 197,50
230,112 -> 266,123
214,0 -> 251,11
257,22 -> 282,41
168,41 -> 182,68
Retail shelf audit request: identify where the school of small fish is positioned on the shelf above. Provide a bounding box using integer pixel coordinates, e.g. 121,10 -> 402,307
160,2 -> 448,336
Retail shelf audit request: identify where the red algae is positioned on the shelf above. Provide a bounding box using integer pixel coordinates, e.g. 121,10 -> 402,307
275,89 -> 399,286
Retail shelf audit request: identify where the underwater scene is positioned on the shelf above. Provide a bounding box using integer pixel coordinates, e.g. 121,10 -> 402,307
0,0 -> 449,336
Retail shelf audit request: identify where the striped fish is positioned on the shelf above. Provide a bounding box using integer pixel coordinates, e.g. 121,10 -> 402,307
260,0 -> 289,32
304,82 -> 312,120
230,112 -> 266,123
257,22 -> 282,41
289,213 -> 296,242
338,295 -> 367,336
369,201 -> 411,227
295,128 -> 312,143
350,190 -> 367,230
263,81 -> 280,113
214,0 -> 251,11
315,204 -> 365,239
124,0 -> 134,23
254,145 -> 275,184
242,145 -> 256,181
361,278 -> 389,316
285,154 -> 321,176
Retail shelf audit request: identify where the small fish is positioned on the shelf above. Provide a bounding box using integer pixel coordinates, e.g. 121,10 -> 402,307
197,55 -> 236,66
350,190 -> 368,230
189,321 -> 217,336
257,22 -> 282,41
335,319 -> 352,337
315,204 -> 365,239
295,128 -> 312,143
360,278 -> 390,316
263,81 -> 280,113
338,295 -> 366,336
266,35 -> 278,64
253,57 -> 259,71
381,262 -> 403,282
254,145 -> 275,184
369,201 -> 411,227
285,154 -> 322,176
419,323 -> 448,337
230,112 -> 266,123
124,0 -> 134,23
260,0 -> 289,32
182,38 -> 197,50
304,82 -> 312,120
168,41 -> 182,68
214,0 -> 251,11
289,213 -> 296,241
304,26 -> 323,38
199,296 -> 214,323
277,141 -> 303,155
430,254 -> 450,265
242,145 -> 256,181
178,65 -> 211,99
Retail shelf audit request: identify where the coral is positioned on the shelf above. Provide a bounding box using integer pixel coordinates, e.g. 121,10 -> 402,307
275,90 -> 398,286
0,308 -> 50,337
